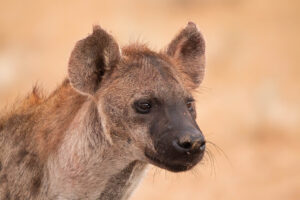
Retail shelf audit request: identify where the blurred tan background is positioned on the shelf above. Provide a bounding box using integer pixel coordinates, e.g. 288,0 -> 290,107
0,0 -> 299,199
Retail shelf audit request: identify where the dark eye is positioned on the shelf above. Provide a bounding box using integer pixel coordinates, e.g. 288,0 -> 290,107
186,99 -> 194,111
134,100 -> 152,114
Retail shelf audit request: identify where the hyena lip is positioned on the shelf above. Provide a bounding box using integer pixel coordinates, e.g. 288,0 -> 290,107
144,150 -> 198,172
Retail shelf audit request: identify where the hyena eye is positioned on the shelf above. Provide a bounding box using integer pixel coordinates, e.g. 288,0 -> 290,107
186,99 -> 194,111
134,100 -> 152,114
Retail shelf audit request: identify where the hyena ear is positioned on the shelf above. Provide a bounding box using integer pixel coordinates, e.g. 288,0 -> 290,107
166,22 -> 205,89
68,25 -> 121,95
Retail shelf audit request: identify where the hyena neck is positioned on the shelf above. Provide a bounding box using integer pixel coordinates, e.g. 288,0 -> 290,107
46,84 -> 147,199
98,161 -> 147,200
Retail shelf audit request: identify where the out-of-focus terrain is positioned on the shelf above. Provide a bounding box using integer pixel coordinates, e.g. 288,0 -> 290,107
0,0 -> 299,199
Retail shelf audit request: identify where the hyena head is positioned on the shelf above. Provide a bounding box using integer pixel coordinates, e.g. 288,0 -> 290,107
68,22 -> 206,172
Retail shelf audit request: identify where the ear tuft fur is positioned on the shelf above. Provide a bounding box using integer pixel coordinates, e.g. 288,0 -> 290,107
68,25 -> 120,95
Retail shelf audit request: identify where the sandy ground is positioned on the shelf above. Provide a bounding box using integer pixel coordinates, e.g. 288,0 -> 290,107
0,0 -> 299,199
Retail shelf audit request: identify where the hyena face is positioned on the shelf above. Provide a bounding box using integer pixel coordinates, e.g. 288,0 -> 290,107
68,22 -> 206,172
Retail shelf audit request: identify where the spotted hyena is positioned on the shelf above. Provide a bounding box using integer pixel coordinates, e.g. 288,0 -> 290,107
0,22 -> 206,200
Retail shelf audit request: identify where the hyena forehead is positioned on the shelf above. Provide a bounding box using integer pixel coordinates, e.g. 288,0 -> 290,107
111,47 -> 191,100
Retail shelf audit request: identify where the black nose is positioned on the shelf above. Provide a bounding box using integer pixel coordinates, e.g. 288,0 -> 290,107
173,133 -> 206,154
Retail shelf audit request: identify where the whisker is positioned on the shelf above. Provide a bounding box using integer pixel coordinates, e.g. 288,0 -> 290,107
206,140 -> 232,168
152,167 -> 158,184
205,148 -> 216,178
190,166 -> 201,178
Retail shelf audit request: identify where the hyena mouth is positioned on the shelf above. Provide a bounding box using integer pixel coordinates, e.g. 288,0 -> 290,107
144,149 -> 196,172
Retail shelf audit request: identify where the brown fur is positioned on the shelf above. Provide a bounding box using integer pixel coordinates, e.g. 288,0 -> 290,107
0,80 -> 87,199
0,22 -> 206,200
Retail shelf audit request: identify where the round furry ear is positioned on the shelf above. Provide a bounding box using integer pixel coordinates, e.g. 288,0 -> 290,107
166,22 -> 206,89
68,26 -> 121,95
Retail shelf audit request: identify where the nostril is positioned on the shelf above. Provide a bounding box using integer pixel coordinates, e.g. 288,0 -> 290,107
173,137 -> 206,153
179,141 -> 192,150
